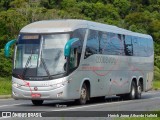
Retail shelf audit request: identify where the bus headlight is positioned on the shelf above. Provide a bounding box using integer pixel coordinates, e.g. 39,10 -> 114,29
12,82 -> 22,88
56,83 -> 64,88
50,81 -> 68,88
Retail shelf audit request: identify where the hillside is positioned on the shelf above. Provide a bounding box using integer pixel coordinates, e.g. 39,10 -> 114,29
0,0 -> 159,80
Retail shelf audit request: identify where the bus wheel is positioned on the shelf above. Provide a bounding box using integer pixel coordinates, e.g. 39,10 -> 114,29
135,82 -> 142,99
127,81 -> 136,100
76,83 -> 88,105
32,100 -> 44,106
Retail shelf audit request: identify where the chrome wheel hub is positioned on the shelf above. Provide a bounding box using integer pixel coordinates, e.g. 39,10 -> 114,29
81,88 -> 86,99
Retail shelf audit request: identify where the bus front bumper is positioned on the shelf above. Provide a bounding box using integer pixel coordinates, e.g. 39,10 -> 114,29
12,84 -> 69,100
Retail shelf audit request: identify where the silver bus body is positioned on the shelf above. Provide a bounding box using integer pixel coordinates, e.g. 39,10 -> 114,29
11,19 -> 154,104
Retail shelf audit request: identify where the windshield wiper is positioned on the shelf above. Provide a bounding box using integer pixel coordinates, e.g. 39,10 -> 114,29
52,72 -> 64,76
22,51 -> 33,78
41,58 -> 52,79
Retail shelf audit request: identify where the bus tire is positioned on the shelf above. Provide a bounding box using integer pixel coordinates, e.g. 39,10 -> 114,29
135,82 -> 142,99
75,83 -> 88,105
127,81 -> 136,100
31,100 -> 44,106
117,94 -> 126,100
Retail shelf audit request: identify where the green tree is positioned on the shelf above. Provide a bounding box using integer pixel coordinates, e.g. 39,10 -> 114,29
78,2 -> 120,23
124,11 -> 152,33
0,0 -> 13,10
40,0 -> 62,9
113,0 -> 131,18
149,20 -> 160,43
0,9 -> 28,38
0,49 -> 12,77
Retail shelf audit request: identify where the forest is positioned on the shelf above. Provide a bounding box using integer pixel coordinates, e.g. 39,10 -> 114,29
0,0 -> 160,81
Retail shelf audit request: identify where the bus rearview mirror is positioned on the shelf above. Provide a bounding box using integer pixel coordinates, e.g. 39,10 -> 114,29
4,39 -> 16,58
64,38 -> 79,57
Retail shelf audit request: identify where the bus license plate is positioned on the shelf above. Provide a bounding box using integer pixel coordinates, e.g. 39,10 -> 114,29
31,93 -> 41,98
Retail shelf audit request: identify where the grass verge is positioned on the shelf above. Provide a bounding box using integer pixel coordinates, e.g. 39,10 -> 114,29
153,66 -> 160,90
153,80 -> 160,90
0,77 -> 11,95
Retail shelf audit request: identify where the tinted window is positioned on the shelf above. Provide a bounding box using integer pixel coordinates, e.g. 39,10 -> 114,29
124,35 -> 133,56
71,28 -> 86,44
132,36 -> 139,56
85,30 -> 99,58
70,29 -> 86,69
147,38 -> 153,56
100,33 -> 124,55
132,36 -> 153,57
99,32 -> 107,54
138,37 -> 148,57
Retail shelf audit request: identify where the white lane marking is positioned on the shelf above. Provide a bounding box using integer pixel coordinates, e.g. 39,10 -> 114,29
148,96 -> 160,100
0,103 -> 25,108
49,96 -> 160,111
50,100 -> 137,111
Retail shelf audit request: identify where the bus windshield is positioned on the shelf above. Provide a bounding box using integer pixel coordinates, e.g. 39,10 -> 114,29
14,34 -> 70,78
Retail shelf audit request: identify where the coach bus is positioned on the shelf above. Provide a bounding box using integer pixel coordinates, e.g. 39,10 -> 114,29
4,19 -> 154,105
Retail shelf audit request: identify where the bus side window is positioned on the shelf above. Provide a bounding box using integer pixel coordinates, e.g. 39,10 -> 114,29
85,30 -> 99,59
132,36 -> 139,56
99,31 -> 107,54
69,41 -> 82,71
100,33 -> 123,55
138,37 -> 148,57
70,48 -> 77,69
69,28 -> 86,70
124,35 -> 133,56
147,38 -> 153,56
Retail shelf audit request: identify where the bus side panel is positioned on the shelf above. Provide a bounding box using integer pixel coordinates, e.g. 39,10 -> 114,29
66,70 -> 88,99
80,55 -> 131,97
146,71 -> 154,91
130,55 -> 154,92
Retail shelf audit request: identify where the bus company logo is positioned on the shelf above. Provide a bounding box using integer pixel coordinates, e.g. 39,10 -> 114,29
34,87 -> 38,91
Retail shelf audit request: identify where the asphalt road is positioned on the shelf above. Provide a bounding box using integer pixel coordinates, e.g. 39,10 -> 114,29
0,90 -> 160,120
